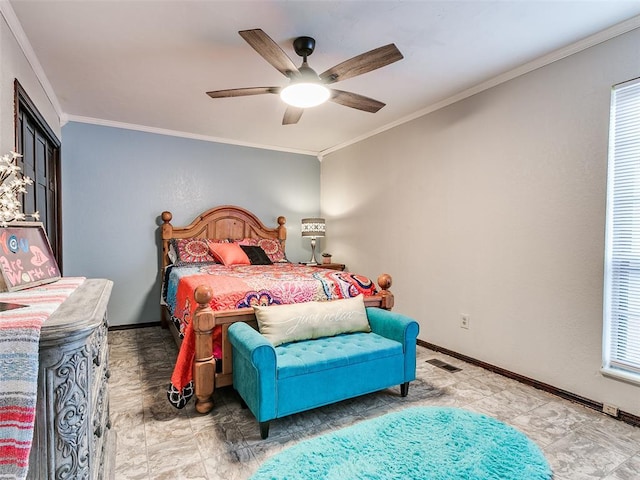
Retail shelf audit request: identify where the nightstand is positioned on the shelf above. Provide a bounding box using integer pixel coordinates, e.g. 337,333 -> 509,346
314,263 -> 346,271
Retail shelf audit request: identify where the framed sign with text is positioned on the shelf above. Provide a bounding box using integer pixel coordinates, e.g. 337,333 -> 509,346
0,222 -> 61,292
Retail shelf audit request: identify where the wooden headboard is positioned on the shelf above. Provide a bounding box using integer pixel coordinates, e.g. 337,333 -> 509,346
160,205 -> 287,273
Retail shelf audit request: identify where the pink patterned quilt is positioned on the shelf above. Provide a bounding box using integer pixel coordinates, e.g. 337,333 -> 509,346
165,263 -> 377,408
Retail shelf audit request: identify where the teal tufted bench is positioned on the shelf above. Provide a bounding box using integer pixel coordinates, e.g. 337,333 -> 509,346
228,307 -> 420,439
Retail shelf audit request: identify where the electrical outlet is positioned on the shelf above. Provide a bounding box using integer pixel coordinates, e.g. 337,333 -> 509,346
460,314 -> 470,329
603,403 -> 619,417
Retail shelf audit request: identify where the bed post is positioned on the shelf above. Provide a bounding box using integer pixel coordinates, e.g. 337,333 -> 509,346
377,274 -> 394,310
160,211 -> 174,328
276,216 -> 287,260
161,211 -> 173,263
193,285 -> 216,414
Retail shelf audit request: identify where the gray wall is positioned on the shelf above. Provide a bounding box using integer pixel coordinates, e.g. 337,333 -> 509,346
61,122 -> 320,326
321,27 -> 640,416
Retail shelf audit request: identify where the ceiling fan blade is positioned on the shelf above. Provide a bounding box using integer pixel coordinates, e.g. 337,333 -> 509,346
239,29 -> 299,77
206,87 -> 280,98
320,44 -> 403,84
330,89 -> 385,113
282,106 -> 304,125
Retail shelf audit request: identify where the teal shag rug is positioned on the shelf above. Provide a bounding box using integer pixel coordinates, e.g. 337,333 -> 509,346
250,406 -> 552,480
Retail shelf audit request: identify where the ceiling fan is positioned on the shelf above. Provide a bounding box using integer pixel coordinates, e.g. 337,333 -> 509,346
206,29 -> 403,125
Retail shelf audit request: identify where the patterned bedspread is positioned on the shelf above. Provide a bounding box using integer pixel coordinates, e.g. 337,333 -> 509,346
166,263 -> 377,408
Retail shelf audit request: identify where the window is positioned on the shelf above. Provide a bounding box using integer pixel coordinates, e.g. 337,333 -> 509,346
603,77 -> 640,383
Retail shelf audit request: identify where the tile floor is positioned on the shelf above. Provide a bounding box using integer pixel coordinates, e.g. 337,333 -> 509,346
108,326 -> 640,480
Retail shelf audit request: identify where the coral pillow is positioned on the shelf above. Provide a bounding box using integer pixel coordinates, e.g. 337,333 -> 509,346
208,242 -> 251,266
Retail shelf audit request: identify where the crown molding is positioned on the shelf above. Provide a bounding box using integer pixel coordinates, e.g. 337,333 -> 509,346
3,0 -> 638,161
0,0 -> 63,122
320,14 -> 640,158
65,115 -> 318,157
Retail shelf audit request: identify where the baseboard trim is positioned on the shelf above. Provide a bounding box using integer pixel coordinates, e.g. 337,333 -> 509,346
108,322 -> 161,331
418,339 -> 640,428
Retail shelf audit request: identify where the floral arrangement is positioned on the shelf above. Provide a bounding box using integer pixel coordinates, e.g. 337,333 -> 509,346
0,151 -> 39,226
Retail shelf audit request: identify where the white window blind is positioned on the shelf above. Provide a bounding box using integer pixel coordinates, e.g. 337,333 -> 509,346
603,77 -> 640,381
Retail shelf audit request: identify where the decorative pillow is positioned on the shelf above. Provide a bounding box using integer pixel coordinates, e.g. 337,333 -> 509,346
171,238 -> 217,264
257,238 -> 286,262
254,294 -> 370,347
236,238 -> 259,251
208,242 -> 251,266
240,245 -> 273,265
237,237 -> 286,262
168,242 -> 178,264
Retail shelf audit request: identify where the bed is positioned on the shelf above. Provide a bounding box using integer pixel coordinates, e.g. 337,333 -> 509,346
160,205 -> 394,414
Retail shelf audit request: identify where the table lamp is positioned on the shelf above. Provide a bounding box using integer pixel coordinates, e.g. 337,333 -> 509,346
301,217 -> 325,265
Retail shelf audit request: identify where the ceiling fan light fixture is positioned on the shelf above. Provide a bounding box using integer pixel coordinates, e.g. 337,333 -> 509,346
207,30 -> 403,125
280,82 -> 330,108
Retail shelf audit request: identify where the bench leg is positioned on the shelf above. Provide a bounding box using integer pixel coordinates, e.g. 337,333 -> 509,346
401,382 -> 410,397
260,422 -> 270,439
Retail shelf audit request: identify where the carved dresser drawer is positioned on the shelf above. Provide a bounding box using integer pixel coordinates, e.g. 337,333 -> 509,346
27,279 -> 114,480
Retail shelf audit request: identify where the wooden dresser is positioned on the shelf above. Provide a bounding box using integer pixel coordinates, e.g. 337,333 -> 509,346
27,279 -> 115,480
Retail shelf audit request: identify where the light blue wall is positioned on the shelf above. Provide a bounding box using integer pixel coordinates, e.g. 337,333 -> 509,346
61,122 -> 320,326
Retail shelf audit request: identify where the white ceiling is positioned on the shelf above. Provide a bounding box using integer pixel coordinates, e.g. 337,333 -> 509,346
6,1 -> 640,157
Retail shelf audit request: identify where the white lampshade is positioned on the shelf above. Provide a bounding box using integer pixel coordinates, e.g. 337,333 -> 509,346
301,218 -> 326,237
280,83 -> 330,109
